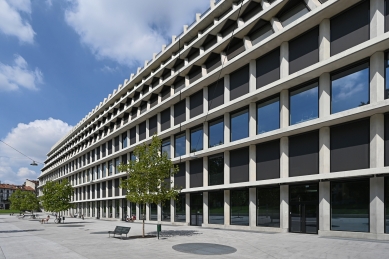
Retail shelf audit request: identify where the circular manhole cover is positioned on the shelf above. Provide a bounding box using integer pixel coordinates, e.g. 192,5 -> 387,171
172,243 -> 237,255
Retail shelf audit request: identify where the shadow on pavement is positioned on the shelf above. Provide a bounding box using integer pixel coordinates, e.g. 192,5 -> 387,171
147,230 -> 202,237
0,229 -> 44,233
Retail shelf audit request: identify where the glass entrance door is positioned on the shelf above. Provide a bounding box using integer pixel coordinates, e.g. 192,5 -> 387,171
190,193 -> 203,226
289,183 -> 318,234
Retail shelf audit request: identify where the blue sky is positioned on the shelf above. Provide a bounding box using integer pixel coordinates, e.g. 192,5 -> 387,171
0,0 -> 209,184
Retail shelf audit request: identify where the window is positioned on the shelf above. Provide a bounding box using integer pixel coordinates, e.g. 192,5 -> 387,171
277,0 -> 310,27
208,81 -> 224,110
188,65 -> 202,84
174,77 -> 185,93
257,96 -> 279,134
225,38 -> 245,61
130,127 -> 136,145
174,163 -> 186,189
230,147 -> 249,183
204,53 -> 221,73
139,122 -> 146,141
162,201 -> 170,222
161,138 -> 171,159
190,158 -> 203,188
96,165 -> 100,179
209,191 -> 224,225
108,160 -> 113,176
161,108 -> 170,132
174,100 -> 186,125
190,126 -> 203,152
290,82 -> 318,125
190,90 -> 203,119
230,108 -> 249,142
289,131 -> 319,177
386,52 -> 389,99
130,152 -> 136,161
107,140 -> 112,155
256,140 -> 280,180
331,62 -> 369,114
209,154 -> 224,186
115,158 -> 120,174
149,115 -> 158,136
230,189 -> 249,226
175,194 -> 186,222
249,20 -> 273,46
385,177 -> 389,233
174,133 -> 186,157
149,203 -> 157,221
257,186 -> 280,227
230,65 -> 249,100
331,179 -> 369,232
209,118 -> 224,148
122,132 -> 127,149
256,48 -> 280,89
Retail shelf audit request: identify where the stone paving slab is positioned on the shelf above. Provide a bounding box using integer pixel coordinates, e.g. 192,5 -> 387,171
0,215 -> 388,258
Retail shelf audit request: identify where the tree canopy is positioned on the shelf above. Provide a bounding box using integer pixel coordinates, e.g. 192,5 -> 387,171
119,135 -> 180,236
9,189 -> 39,213
40,179 -> 73,215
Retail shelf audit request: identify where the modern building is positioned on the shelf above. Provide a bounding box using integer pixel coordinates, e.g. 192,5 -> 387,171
38,0 -> 389,240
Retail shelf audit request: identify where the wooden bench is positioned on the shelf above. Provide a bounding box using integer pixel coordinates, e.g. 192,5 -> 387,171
108,226 -> 131,239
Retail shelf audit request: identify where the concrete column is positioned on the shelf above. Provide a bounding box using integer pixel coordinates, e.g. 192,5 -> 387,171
243,36 -> 252,50
280,137 -> 289,178
217,33 -> 223,43
224,74 -> 230,102
370,177 -> 385,234
370,114 -> 385,168
157,112 -> 161,133
204,121 -> 209,151
119,199 -> 123,219
260,0 -> 270,9
185,75 -> 190,87
202,64 -> 207,77
280,42 -> 289,78
304,0 -> 321,11
319,127 -> 330,174
203,86 -> 208,114
280,185 -> 289,231
185,97 -> 190,121
170,106 -> 174,129
157,203 -> 162,222
185,193 -> 190,224
136,203 -> 140,220
185,160 -> 190,189
370,0 -> 385,38
145,204 -> 150,221
370,52 -> 385,104
280,89 -> 289,128
224,113 -> 230,145
249,145 -> 256,182
170,197 -> 175,223
224,151 -> 230,185
249,187 -> 256,227
249,60 -> 256,93
145,119 -> 149,139
203,192 -> 209,225
203,156 -> 209,187
249,102 -> 256,137
135,124 -> 139,143
170,135 -> 174,160
224,190 -> 230,225
319,19 -> 330,61
186,128 -> 190,155
270,17 -> 283,32
221,52 -> 227,64
319,73 -> 331,117
319,181 -> 330,231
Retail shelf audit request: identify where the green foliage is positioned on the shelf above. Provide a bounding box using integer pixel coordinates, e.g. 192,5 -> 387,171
40,179 -> 74,214
9,189 -> 39,213
119,136 -> 180,236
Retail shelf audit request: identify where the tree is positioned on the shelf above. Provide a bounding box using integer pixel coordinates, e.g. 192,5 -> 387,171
40,179 -> 73,216
9,189 -> 39,214
119,135 -> 180,237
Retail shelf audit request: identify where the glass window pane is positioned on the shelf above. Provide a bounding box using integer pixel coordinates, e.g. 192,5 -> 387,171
175,133 -> 186,157
230,189 -> 249,226
149,203 -> 157,221
331,64 -> 369,114
386,177 -> 389,233
108,161 -> 113,176
161,138 -> 171,159
122,132 -> 127,148
331,179 -> 369,232
209,118 -> 224,148
115,158 -> 120,174
209,191 -> 224,224
231,108 -> 249,142
257,187 -> 280,227
190,127 -> 203,152
290,83 -> 318,125
162,201 -> 171,222
209,154 -> 224,186
257,97 -> 280,134
102,163 -> 106,177
175,194 -> 186,222
386,53 -> 389,99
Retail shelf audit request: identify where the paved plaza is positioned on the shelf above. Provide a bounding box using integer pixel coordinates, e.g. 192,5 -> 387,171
0,215 -> 388,259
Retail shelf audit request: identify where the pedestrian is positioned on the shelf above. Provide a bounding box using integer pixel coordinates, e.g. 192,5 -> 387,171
81,214 -> 84,220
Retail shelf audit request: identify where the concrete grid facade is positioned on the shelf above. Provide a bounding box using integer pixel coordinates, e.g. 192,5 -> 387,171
39,0 -> 389,240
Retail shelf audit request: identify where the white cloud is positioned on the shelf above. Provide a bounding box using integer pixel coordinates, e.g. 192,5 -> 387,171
64,0 -> 209,66
0,0 -> 35,43
0,54 -> 43,91
0,118 -> 73,184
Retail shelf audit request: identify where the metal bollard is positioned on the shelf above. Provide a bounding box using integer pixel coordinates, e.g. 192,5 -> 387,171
157,224 -> 161,239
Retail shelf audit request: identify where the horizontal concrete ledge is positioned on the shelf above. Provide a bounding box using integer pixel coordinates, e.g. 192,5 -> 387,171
319,230 -> 389,241
201,223 -> 287,233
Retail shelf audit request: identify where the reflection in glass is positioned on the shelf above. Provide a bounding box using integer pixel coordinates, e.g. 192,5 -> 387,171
386,53 -> 389,99
230,189 -> 249,226
122,132 -> 127,148
209,154 -> 224,186
130,202 -> 136,218
331,63 -> 369,114
115,200 -> 120,218
175,194 -> 186,222
231,108 -> 249,142
331,179 -> 369,232
149,203 -> 157,221
175,133 -> 186,157
209,118 -> 224,148
209,191 -> 224,225
130,152 -> 136,161
115,158 -> 120,174
108,161 -> 113,176
162,200 -> 171,222
290,83 -> 318,125
257,97 -> 279,134
190,193 -> 203,226
190,126 -> 203,152
257,187 -> 280,227
385,178 -> 389,233
161,138 -> 171,159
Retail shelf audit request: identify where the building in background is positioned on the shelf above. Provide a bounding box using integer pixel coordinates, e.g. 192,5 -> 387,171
39,0 -> 389,240
0,182 -> 35,209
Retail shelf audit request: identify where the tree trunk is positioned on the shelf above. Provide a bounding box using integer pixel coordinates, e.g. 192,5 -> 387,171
142,203 -> 146,237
